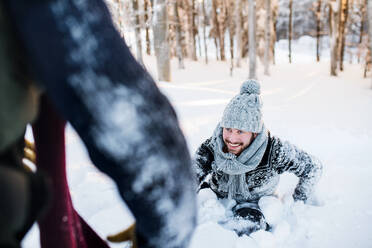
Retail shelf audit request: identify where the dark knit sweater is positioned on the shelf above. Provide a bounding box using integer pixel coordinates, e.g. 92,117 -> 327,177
195,133 -> 323,202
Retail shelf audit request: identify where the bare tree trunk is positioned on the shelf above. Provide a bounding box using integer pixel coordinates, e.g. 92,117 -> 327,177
272,2 -> 278,65
288,0 -> 293,63
191,0 -> 198,60
214,37 -> 220,60
358,0 -> 366,63
368,0 -> 372,87
235,0 -> 243,67
248,0 -> 257,79
174,0 -> 185,69
226,0 -> 234,76
329,0 -> 339,76
229,30 -> 234,76
316,0 -> 322,62
153,0 -> 171,81
186,0 -> 196,60
212,0 -> 222,60
212,0 -> 226,61
359,6 -> 365,45
241,0 -> 249,59
338,0 -> 349,71
113,0 -> 125,39
340,0 -> 349,68
133,0 -> 143,64
219,0 -> 227,61
202,0 -> 209,64
364,53 -> 369,78
264,0 -> 271,75
144,0 -> 152,55
196,4 -> 202,58
185,0 -> 197,60
197,32 -> 202,59
178,1 -> 189,59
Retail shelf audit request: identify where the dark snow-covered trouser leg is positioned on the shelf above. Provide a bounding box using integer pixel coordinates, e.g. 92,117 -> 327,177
232,202 -> 268,235
3,0 -> 197,247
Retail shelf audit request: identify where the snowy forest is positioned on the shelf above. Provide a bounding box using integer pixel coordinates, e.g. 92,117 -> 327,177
104,0 -> 371,81
22,0 -> 372,248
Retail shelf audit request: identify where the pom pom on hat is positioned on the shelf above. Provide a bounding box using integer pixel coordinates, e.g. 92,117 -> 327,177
221,80 -> 264,133
240,79 -> 261,95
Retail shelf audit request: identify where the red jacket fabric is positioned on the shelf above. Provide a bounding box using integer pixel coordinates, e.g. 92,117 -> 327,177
33,96 -> 109,248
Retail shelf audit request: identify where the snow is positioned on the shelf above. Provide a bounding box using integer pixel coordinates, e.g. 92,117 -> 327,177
189,222 -> 238,248
258,196 -> 284,226
23,37 -> 372,247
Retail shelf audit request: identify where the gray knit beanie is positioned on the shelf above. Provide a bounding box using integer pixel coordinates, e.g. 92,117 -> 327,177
221,79 -> 263,133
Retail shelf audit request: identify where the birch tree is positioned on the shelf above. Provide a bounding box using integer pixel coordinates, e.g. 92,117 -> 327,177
264,0 -> 271,75
248,0 -> 257,79
315,0 -> 322,62
235,0 -> 243,67
211,0 -> 220,60
329,0 -> 339,76
360,0 -> 367,45
202,0 -> 209,64
358,0 -> 367,63
107,0 -> 130,41
173,0 -> 185,69
368,0 -> 372,86
177,1 -> 189,59
153,0 -> 171,81
211,0 -> 226,61
288,0 -> 293,63
241,0 -> 250,59
191,0 -> 198,60
144,0 -> 152,55
338,0 -> 349,71
185,0 -> 197,60
113,0 -> 125,38
256,2 -> 266,64
226,0 -> 235,76
196,3 -> 202,58
133,0 -> 144,64
272,0 -> 278,65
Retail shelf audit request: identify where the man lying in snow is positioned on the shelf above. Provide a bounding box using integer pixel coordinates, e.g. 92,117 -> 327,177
194,80 -> 322,235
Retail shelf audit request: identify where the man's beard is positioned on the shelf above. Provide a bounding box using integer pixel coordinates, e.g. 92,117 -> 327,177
223,139 -> 244,154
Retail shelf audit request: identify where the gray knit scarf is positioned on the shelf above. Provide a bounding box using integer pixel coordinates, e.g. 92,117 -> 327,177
210,123 -> 268,200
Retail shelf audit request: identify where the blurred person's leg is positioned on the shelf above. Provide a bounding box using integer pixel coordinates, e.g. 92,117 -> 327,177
33,95 -> 110,248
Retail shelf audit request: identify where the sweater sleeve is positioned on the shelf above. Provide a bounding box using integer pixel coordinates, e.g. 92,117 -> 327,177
271,136 -> 323,202
194,138 -> 215,184
4,1 -> 196,248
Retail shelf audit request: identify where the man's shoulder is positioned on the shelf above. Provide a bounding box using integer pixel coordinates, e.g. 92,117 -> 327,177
266,134 -> 289,167
268,133 -> 282,146
196,137 -> 215,161
268,134 -> 291,156
198,137 -> 214,152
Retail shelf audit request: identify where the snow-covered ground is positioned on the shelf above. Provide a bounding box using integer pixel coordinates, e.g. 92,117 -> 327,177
23,37 -> 372,247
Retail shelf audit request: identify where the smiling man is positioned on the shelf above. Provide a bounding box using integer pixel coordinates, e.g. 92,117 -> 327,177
194,80 -> 323,235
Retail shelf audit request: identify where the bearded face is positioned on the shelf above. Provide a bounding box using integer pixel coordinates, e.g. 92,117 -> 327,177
222,127 -> 256,156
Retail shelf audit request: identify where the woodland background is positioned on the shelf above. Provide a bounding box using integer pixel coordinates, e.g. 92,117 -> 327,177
105,0 -> 372,83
